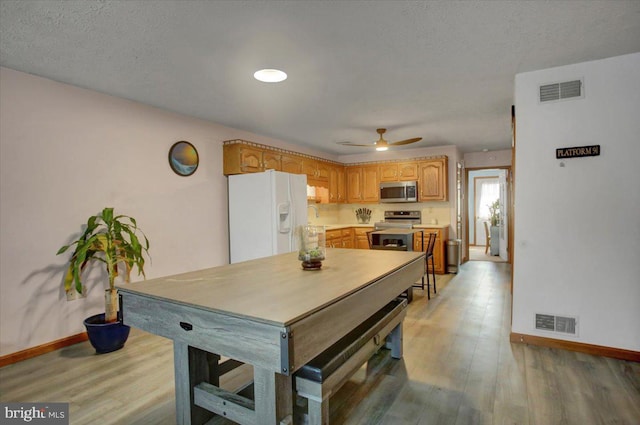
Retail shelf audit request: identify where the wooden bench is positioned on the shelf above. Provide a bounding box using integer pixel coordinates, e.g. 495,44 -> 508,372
294,298 -> 408,424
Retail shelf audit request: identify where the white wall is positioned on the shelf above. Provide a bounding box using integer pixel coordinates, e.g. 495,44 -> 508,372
464,149 -> 511,169
513,53 -> 640,351
0,67 -> 333,356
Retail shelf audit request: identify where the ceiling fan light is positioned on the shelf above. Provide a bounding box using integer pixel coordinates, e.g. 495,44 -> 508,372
376,146 -> 389,151
253,69 -> 287,83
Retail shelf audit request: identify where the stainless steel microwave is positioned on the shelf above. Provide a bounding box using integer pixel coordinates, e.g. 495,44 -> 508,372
380,181 -> 418,203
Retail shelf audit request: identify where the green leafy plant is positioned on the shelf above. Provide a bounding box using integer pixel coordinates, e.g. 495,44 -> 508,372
57,207 -> 150,323
488,199 -> 500,227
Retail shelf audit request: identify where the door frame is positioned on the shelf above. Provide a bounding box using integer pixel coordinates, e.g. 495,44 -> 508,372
471,175 -> 499,246
464,165 -> 513,264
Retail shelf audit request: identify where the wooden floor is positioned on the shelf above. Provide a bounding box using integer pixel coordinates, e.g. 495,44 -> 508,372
1,261 -> 639,424
468,245 -> 505,263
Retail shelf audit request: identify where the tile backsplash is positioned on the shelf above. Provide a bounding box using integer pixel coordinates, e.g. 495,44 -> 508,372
308,202 -> 451,226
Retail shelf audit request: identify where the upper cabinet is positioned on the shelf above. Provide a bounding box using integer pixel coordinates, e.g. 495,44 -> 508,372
303,159 -> 330,186
379,162 -> 419,182
347,165 -> 379,203
346,167 -> 363,203
224,143 -> 281,174
419,158 -> 448,201
329,165 -> 346,203
281,153 -> 303,174
223,140 -> 447,203
362,165 -> 379,202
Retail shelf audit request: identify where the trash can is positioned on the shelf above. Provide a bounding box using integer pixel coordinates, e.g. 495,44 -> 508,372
447,239 -> 462,274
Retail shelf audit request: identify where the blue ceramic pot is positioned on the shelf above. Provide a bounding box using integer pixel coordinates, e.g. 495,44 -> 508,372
83,313 -> 131,354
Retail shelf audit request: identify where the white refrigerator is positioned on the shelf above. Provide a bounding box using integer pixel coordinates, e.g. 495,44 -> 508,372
228,170 -> 308,263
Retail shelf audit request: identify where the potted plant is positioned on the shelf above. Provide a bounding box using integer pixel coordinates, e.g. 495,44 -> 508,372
57,207 -> 150,353
488,199 -> 500,227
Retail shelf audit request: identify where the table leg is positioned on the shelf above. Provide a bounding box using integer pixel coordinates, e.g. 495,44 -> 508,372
253,367 -> 293,425
174,341 -> 218,425
388,322 -> 404,359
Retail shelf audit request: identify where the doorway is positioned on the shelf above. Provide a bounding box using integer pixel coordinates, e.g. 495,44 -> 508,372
465,167 -> 511,263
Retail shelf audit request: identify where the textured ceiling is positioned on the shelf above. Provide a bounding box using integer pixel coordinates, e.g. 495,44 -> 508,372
1,1 -> 639,155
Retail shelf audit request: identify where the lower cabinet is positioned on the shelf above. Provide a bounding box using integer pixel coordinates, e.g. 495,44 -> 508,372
353,227 -> 374,249
325,228 -> 355,248
341,228 -> 354,248
413,227 -> 450,274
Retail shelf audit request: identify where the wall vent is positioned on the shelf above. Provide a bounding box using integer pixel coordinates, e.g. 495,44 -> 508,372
535,313 -> 578,335
539,79 -> 583,103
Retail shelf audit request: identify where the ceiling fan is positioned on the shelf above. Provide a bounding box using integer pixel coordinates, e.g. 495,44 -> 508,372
338,128 -> 422,151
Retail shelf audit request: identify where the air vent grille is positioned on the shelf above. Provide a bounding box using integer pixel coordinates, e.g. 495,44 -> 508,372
539,80 -> 582,102
535,313 -> 578,335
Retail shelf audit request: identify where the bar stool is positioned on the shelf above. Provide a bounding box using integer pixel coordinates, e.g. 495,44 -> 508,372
415,232 -> 437,299
366,230 -> 374,249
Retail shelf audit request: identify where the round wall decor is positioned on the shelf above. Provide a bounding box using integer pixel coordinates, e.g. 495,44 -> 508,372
168,141 -> 199,176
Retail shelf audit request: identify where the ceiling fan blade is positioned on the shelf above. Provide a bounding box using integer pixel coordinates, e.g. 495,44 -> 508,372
389,137 -> 422,146
336,141 -> 375,147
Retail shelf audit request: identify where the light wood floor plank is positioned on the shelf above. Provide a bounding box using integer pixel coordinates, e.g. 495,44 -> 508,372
1,261 -> 638,425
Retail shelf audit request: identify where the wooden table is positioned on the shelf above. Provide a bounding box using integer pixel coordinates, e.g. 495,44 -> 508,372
118,248 -> 424,425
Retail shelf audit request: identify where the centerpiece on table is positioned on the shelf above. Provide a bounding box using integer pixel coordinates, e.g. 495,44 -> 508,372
298,225 -> 326,270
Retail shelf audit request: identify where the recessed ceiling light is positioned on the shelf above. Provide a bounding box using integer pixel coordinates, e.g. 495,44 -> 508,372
482,148 -> 489,152
254,69 -> 287,83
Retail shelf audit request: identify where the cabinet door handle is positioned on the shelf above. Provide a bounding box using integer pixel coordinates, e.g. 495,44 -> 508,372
180,322 -> 193,331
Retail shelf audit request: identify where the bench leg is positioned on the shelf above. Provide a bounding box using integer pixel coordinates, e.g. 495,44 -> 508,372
388,322 -> 403,359
308,397 -> 329,425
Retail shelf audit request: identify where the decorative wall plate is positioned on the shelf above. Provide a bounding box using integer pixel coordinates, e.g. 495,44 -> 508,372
168,141 -> 199,176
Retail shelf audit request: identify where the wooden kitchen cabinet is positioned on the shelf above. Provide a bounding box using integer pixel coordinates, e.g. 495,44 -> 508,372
224,144 -> 282,174
325,228 -> 354,248
301,159 -> 318,181
224,142 -> 448,205
302,159 -> 330,187
347,165 -> 379,203
354,227 -> 374,249
413,227 -> 449,274
329,165 -> 346,203
316,161 -> 331,182
362,165 -> 379,202
346,167 -> 363,203
325,229 -> 341,248
379,162 -> 419,182
281,153 -> 303,174
341,228 -> 354,248
419,158 -> 448,201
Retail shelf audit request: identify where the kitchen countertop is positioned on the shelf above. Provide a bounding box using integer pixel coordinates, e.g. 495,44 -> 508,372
315,223 -> 449,230
371,228 -> 426,235
413,223 -> 449,229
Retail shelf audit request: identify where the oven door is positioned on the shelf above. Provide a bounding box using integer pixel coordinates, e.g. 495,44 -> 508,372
371,232 -> 412,251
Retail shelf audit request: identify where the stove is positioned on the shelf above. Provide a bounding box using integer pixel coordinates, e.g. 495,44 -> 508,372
374,210 -> 422,230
